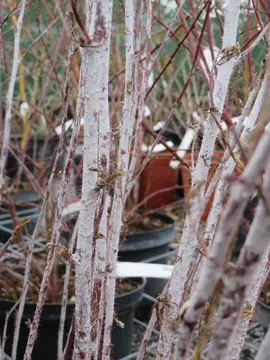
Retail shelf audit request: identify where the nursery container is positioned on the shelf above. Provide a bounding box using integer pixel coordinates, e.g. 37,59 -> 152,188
155,128 -> 181,148
0,207 -> 40,244
138,129 -> 181,209
256,301 -> 270,328
0,191 -> 40,217
118,212 -> 175,319
6,136 -> 59,179
74,129 -> 181,207
0,277 -> 146,360
11,191 -> 41,209
232,195 -> 258,260
138,152 -> 179,208
0,299 -> 74,360
111,277 -> 146,358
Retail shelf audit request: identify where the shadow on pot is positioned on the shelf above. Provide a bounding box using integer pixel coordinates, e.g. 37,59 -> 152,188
0,278 -> 146,360
119,211 -> 175,320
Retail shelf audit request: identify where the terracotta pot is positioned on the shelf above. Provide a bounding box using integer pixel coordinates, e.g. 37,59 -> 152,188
181,151 -> 225,222
138,151 -> 179,209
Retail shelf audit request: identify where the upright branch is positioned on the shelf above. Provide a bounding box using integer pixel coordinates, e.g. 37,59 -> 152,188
14,41 -> 75,360
23,47 -> 82,360
227,249 -> 270,360
58,221 -> 78,360
74,1 -> 113,359
0,0 -> 27,202
154,1 -> 241,358
206,78 -> 270,360
254,322 -> 270,360
101,1 -> 142,358
195,58 -> 269,300
173,127 -> 270,359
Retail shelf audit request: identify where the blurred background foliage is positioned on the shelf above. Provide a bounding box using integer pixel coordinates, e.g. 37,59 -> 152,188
0,0 -> 267,134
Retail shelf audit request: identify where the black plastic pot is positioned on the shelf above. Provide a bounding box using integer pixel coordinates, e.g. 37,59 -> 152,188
0,299 -> 74,360
10,191 -> 41,209
118,212 -> 175,319
155,128 -> 181,147
0,207 -> 40,244
6,136 -> 59,179
0,277 -> 146,360
256,301 -> 270,328
111,277 -> 146,359
232,196 -> 259,261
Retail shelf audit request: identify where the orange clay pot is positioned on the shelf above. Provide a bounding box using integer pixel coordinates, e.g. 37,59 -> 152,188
138,151 -> 179,209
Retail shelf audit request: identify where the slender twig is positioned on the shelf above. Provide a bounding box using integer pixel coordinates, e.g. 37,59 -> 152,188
0,218 -> 30,260
0,0 -> 27,203
145,1 -> 210,100
23,43 -> 79,360
0,0 -> 34,29
155,0 -> 241,356
21,16 -> 60,59
58,220 -> 78,360
175,128 -> 270,359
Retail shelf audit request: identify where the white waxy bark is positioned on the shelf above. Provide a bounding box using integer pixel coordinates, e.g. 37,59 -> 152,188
216,60 -> 270,360
203,63 -> 265,206
23,96 -> 82,360
74,1 -> 113,359
101,1 -> 140,358
226,249 -> 270,360
14,43 -> 75,360
58,221 -> 78,360
90,202 -> 108,360
155,1 -> 241,358
254,322 -> 270,360
207,155 -> 270,359
174,128 -> 270,359
0,0 -> 27,202
192,60 -> 269,293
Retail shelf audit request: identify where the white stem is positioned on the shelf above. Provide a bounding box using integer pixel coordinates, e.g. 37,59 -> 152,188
254,323 -> 270,360
58,221 -> 78,360
193,62 -> 270,292
11,239 -> 35,360
13,43 -> 75,360
207,156 -> 270,359
23,64 -> 82,360
0,0 -> 27,202
1,298 -> 21,356
226,249 -> 270,360
74,2 -> 113,359
91,198 -> 108,360
191,55 -> 268,299
155,1 -> 241,357
174,128 -> 270,359
136,282 -> 169,360
145,0 -> 152,39
101,1 -> 138,358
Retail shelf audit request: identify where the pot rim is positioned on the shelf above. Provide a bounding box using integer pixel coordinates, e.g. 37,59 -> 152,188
126,211 -> 175,238
116,277 -> 146,300
0,277 -> 147,306
257,300 -> 270,310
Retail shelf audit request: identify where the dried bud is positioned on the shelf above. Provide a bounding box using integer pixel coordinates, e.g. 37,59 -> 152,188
100,154 -> 107,168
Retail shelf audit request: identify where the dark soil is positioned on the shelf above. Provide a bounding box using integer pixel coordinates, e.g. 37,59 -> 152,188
0,251 -> 141,303
126,213 -> 170,234
116,278 -> 140,296
0,253 -> 75,303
